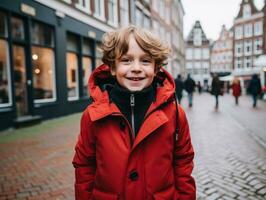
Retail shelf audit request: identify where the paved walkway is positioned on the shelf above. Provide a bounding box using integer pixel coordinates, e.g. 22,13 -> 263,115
0,115 -> 81,200
183,93 -> 266,200
0,93 -> 265,200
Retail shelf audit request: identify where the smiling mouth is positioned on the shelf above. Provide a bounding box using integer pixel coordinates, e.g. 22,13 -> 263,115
127,77 -> 145,81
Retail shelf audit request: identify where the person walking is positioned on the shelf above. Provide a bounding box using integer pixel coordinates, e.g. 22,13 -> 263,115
174,74 -> 184,104
211,74 -> 222,110
184,74 -> 196,107
197,81 -> 202,94
247,74 -> 262,108
72,25 -> 196,200
231,77 -> 241,105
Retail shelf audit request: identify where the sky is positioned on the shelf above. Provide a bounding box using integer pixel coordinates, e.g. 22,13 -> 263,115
182,0 -> 265,41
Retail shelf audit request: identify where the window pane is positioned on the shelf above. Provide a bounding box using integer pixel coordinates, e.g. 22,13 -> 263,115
0,11 -> 7,37
66,52 -> 79,99
11,17 -> 25,41
82,56 -> 92,96
31,22 -> 54,47
0,40 -> 11,106
32,46 -> 56,101
67,33 -> 78,52
82,38 -> 93,56
13,45 -> 27,116
96,43 -> 103,67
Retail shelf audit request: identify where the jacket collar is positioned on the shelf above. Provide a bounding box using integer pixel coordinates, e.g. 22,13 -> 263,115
87,64 -> 175,121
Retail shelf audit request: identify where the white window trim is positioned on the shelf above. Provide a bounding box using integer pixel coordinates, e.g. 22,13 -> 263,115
254,21 -> 263,36
75,0 -> 91,15
107,0 -> 118,27
244,40 -> 252,55
93,0 -> 105,21
235,26 -> 243,39
61,0 -> 71,4
244,24 -> 252,37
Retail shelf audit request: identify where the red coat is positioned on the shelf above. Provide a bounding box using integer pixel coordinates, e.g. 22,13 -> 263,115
72,65 -> 196,200
232,82 -> 241,97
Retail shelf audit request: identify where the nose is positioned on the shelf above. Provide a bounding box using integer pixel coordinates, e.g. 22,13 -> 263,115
131,61 -> 141,73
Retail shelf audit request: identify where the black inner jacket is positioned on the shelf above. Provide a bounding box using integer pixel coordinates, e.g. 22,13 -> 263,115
108,82 -> 155,136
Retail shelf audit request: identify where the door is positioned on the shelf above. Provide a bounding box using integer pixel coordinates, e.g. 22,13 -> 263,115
13,45 -> 28,117
11,16 -> 30,117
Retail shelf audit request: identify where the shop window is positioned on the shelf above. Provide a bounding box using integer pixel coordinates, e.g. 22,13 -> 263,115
66,52 -> 79,100
82,38 -> 92,96
31,20 -> 55,103
0,40 -> 12,107
32,47 -> 56,102
96,43 -> 103,67
82,57 -> 91,96
82,38 -> 93,55
11,17 -> 25,41
31,21 -> 54,47
67,33 -> 79,100
13,45 -> 27,116
0,11 -> 7,37
67,33 -> 78,52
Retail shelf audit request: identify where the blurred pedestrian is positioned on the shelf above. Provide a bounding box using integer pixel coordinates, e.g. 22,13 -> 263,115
174,74 -> 184,104
72,25 -> 196,200
197,81 -> 202,94
247,74 -> 262,108
211,74 -> 222,110
231,77 -> 241,105
184,74 -> 196,107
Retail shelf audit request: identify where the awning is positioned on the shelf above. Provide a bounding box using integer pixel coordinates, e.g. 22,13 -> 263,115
220,75 -> 233,81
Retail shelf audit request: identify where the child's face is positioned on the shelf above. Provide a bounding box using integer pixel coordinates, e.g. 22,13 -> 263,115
112,35 -> 156,91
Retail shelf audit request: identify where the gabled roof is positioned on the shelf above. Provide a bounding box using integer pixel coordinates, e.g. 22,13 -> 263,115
186,21 -> 209,43
235,0 -> 260,19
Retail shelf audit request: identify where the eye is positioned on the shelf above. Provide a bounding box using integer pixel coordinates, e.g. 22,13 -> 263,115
120,58 -> 131,64
142,58 -> 152,64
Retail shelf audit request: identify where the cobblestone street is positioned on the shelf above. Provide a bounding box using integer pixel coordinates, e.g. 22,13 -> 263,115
0,93 -> 265,200
185,93 -> 266,200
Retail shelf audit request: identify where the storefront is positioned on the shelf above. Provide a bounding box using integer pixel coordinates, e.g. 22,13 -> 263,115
0,0 -> 106,130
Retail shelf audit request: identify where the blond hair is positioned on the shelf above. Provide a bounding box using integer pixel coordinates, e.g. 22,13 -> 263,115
101,25 -> 171,71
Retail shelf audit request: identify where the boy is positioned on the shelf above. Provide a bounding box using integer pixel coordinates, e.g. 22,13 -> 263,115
72,25 -> 196,200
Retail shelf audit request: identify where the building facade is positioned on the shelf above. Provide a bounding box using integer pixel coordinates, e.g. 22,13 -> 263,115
210,25 -> 233,76
138,0 -> 186,77
185,20 -> 211,89
0,0 -> 185,130
232,0 -> 266,88
0,0 -> 123,130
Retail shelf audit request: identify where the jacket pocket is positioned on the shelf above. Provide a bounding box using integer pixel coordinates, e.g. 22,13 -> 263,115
91,188 -> 119,200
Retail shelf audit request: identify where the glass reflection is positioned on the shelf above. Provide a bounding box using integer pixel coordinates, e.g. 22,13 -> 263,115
32,47 -> 56,101
0,40 -> 11,106
11,17 -> 25,41
82,56 -> 92,96
67,52 -> 79,99
13,45 -> 27,116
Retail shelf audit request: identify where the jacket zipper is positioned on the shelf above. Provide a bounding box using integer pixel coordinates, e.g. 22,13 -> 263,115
130,94 -> 135,140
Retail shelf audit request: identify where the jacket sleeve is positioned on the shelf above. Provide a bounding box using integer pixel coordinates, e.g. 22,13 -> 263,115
174,105 -> 196,200
72,110 -> 96,200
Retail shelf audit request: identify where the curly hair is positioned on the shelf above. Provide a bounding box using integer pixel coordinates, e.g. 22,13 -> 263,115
100,25 -> 171,71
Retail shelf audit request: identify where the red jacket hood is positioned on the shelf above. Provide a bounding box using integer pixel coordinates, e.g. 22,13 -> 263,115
88,64 -> 175,106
